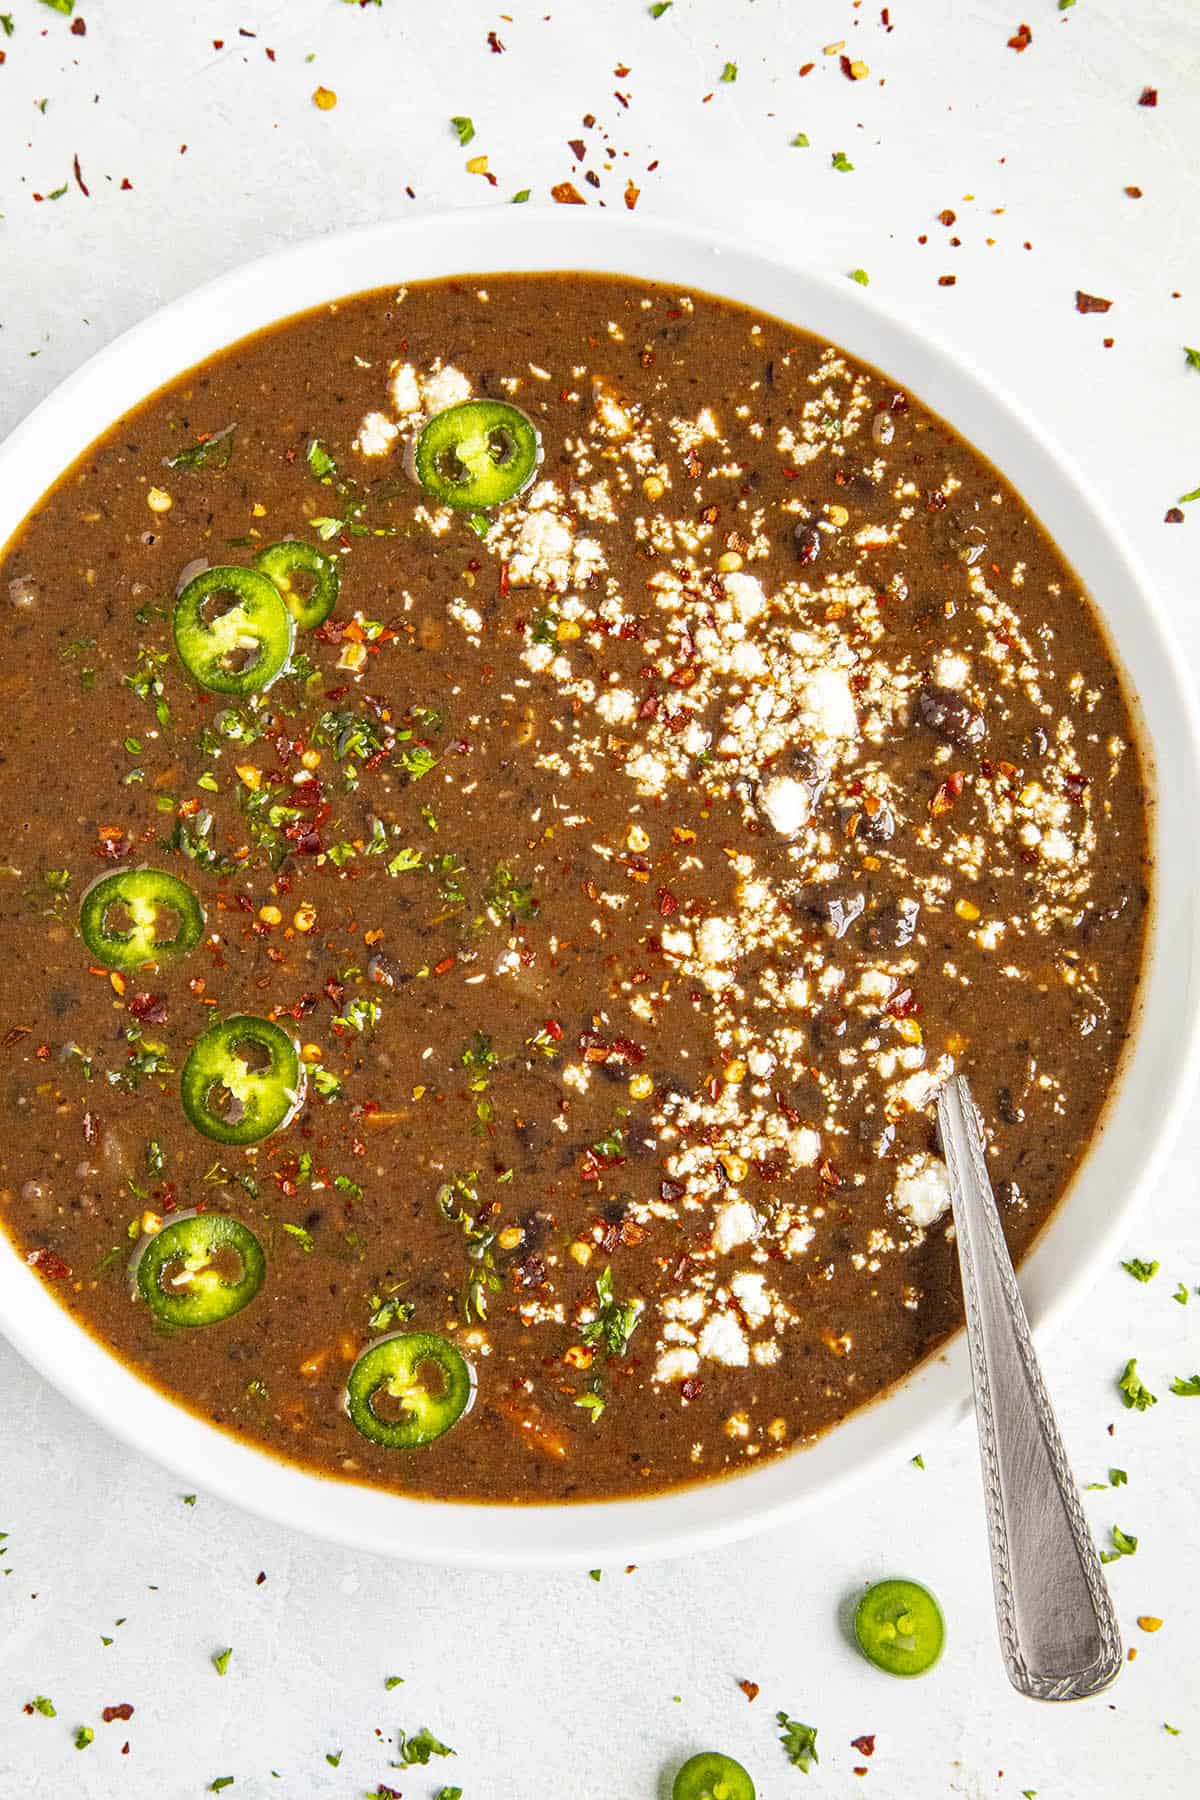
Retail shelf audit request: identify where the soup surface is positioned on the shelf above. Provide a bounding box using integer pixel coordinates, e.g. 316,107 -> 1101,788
0,274 -> 1149,1502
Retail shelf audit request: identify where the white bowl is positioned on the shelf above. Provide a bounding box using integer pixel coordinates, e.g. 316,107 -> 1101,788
2,208 -> 1198,1568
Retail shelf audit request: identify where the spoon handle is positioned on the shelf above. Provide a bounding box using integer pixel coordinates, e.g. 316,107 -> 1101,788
937,1075 -> 1123,1701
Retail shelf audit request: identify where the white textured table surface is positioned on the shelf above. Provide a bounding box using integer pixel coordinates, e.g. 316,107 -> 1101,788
2,3 -> 1199,1796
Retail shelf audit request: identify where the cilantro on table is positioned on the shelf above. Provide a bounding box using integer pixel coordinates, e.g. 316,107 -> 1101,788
911,1453 -> 925,1469
384,1674 -> 404,1689
831,150 -> 855,172
31,1696 -> 56,1717
1117,1358 -> 1157,1410
1170,1373 -> 1200,1396
74,1726 -> 94,1749
1180,486 -> 1200,505
436,1789 -> 464,1800
451,116 -> 475,146
650,2 -> 672,14
720,61 -> 737,82
791,131 -> 810,146
38,0 -> 74,14
208,1782 -> 235,1794
283,1223 -> 315,1254
0,15 -> 14,35
1100,1524 -> 1138,1564
1185,347 -> 1200,370
1173,1282 -> 1189,1305
325,1750 -> 342,1767
778,1711 -> 819,1771
212,1646 -> 233,1676
393,1725 -> 455,1766
510,188 -> 531,203
1122,1256 -> 1159,1282
589,1568 -> 602,1582
849,268 -> 870,286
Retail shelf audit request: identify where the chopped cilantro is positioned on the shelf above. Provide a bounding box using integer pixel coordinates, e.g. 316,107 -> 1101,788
306,437 -> 338,481
167,424 -> 236,471
1117,1358 -> 1157,1411
312,1065 -> 344,1101
394,1725 -> 454,1766
588,1568 -> 602,1582
435,1790 -> 464,1800
720,61 -> 737,82
650,2 -> 672,14
1122,1256 -> 1159,1282
0,15 -> 13,34
451,116 -> 476,146
384,1674 -> 405,1689
1173,1281 -> 1189,1305
398,743 -> 438,782
511,188 -> 531,203
31,1696 -> 56,1717
1099,1523 -> 1138,1564
1185,347 -> 1200,371
849,268 -> 870,286
1164,1723 -> 1182,1735
1180,485 -> 1200,505
580,1264 -> 642,1359
1110,1467 -> 1128,1485
483,860 -> 536,922
387,847 -> 423,876
38,0 -> 73,14
334,995 -> 381,1036
460,1030 -> 498,1075
325,1751 -> 343,1767
831,150 -> 855,172
791,131 -> 810,146
283,1222 -> 315,1254
1170,1373 -> 1200,1396
182,1493 -> 197,1506
368,1292 -> 414,1331
911,1453 -> 925,1469
209,1782 -> 235,1794
74,1726 -> 94,1749
212,1646 -> 233,1677
778,1711 -> 819,1772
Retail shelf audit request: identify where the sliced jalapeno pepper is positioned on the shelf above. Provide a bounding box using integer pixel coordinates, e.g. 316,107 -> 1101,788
672,1752 -> 756,1800
345,1331 -> 475,1449
415,400 -> 540,511
79,867 -> 204,970
173,564 -> 294,695
854,1578 -> 945,1677
135,1212 -> 265,1327
180,1015 -> 304,1146
253,538 -> 340,631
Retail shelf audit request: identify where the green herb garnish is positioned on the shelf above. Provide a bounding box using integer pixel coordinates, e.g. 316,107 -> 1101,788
1117,1358 -> 1157,1411
778,1711 -> 819,1772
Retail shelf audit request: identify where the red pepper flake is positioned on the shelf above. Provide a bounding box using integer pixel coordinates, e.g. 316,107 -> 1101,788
27,1247 -> 72,1282
1138,86 -> 1158,106
680,1375 -> 705,1401
551,181 -> 585,205
487,30 -> 505,52
817,1156 -> 844,1190
1007,21 -> 1033,52
799,60 -> 815,76
101,1704 -> 135,1725
851,1735 -> 876,1756
1,1026 -> 31,1049
1165,506 -> 1184,524
738,1679 -> 760,1702
624,178 -> 641,211
432,954 -> 456,977
120,177 -> 133,190
213,39 -> 224,49
127,992 -> 168,1024
70,15 -> 86,34
656,886 -> 679,918
567,137 -> 586,161
839,53 -> 855,79
937,274 -> 957,287
72,153 -> 90,196
1124,185 -> 1143,198
938,208 -> 956,226
1076,289 -> 1113,314
853,1770 -> 869,1779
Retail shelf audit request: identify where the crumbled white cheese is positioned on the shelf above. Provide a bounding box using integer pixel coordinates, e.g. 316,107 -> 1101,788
893,1153 -> 951,1228
758,775 -> 811,838
353,411 -> 399,457
697,1310 -> 750,1367
711,1200 -> 760,1255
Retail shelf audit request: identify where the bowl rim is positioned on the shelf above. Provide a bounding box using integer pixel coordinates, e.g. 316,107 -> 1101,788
2,204 -> 1199,1568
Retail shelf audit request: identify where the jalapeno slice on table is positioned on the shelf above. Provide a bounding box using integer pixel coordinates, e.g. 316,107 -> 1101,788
253,539 -> 340,631
415,400 -> 540,510
79,867 -> 204,970
345,1332 -> 475,1449
854,1578 -> 945,1677
180,1015 -> 304,1146
173,564 -> 294,695
672,1752 -> 756,1800
136,1212 -> 265,1328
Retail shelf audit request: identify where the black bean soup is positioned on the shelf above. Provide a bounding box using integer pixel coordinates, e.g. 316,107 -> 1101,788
0,275 -> 1149,1502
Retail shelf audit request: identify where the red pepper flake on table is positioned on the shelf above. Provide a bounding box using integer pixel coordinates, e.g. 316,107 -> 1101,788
1007,21 -> 1033,52
1075,290 -> 1113,314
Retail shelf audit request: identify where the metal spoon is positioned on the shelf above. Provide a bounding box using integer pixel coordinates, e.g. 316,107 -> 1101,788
937,1073 -> 1123,1700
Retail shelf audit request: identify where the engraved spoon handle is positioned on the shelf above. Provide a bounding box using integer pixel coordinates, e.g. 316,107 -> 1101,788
937,1074 -> 1123,1701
